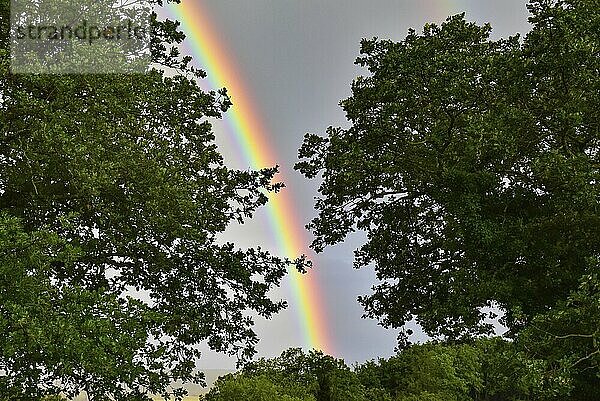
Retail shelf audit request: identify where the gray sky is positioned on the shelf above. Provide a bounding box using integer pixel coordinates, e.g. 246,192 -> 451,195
172,0 -> 532,370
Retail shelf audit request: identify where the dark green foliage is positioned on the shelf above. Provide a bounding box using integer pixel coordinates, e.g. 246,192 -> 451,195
0,0 -> 302,399
242,348 -> 366,401
296,0 -> 599,397
205,342 -> 548,401
205,348 -> 367,401
297,0 -> 600,340
202,374 -> 315,401
356,339 -> 551,401
518,259 -> 600,400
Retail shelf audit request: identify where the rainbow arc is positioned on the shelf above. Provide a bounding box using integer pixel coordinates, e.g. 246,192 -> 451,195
167,0 -> 332,354
165,0 -> 466,356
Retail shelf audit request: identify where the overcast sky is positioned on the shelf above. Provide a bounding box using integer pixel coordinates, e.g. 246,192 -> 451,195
172,0 -> 533,370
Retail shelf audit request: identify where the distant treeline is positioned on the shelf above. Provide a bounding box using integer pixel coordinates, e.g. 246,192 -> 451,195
202,338 -> 585,401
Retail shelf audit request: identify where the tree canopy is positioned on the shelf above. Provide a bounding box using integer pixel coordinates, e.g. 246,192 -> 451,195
0,0 -> 301,399
204,348 -> 371,401
297,0 -> 599,396
204,342 -> 550,401
297,0 -> 599,339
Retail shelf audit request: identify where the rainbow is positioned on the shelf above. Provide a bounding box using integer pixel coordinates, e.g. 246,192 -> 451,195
165,1 -> 333,354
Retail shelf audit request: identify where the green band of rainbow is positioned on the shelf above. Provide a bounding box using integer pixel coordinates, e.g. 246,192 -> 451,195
166,0 -> 333,354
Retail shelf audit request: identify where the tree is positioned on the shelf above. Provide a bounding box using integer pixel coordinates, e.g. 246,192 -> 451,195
1,0 -> 302,399
517,258 -> 600,399
203,375 -> 315,401
239,348 -> 368,401
356,339 -> 549,401
204,342 -> 547,401
357,343 -> 481,401
296,0 -> 600,343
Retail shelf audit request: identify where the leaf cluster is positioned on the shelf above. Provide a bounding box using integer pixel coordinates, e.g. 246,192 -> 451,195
1,0 -> 302,399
